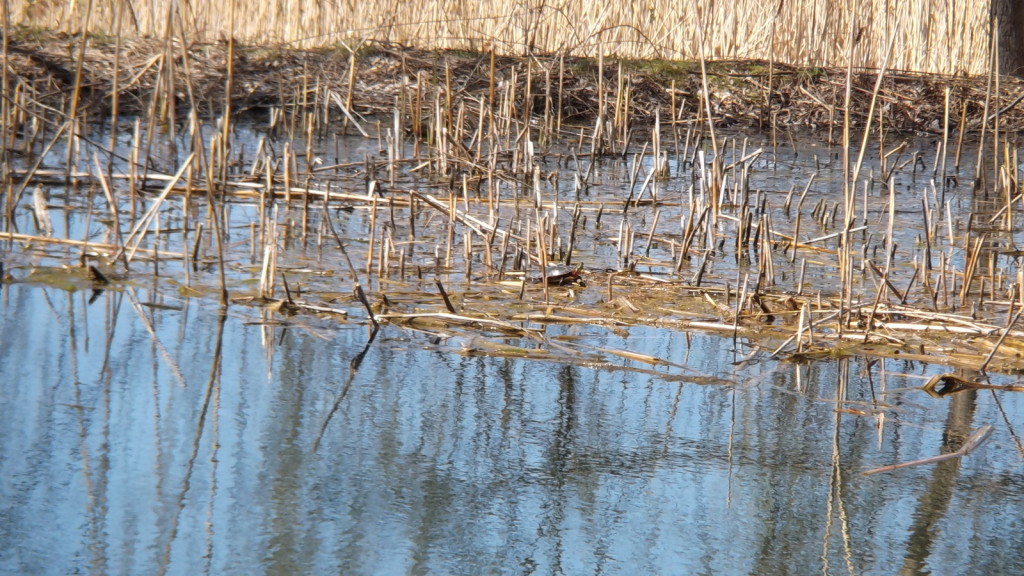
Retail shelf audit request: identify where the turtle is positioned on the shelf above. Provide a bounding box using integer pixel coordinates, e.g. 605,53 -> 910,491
529,264 -> 586,286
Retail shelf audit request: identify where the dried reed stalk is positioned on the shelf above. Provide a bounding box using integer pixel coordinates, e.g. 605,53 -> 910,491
7,0 -> 992,75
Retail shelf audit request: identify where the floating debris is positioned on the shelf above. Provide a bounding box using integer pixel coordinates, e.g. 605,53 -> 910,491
922,373 -> 1024,398
863,425 -> 994,476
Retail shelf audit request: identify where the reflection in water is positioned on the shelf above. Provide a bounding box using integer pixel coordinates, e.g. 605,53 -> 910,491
159,309 -> 225,576
2,285 -> 1024,574
900,390 -> 977,576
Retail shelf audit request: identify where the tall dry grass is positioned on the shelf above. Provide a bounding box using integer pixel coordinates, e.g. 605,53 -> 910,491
7,0 -> 993,75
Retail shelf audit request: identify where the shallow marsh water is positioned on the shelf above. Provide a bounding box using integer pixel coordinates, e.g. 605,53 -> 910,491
4,283 -> 1024,575
2,119 -> 1024,575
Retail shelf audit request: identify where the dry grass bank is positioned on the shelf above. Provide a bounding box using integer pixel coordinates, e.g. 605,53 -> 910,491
5,0 -> 996,75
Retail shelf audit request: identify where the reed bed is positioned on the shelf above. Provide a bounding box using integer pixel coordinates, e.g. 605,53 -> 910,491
2,21 -> 1024,378
4,34 -> 1024,132
6,0 -> 1004,76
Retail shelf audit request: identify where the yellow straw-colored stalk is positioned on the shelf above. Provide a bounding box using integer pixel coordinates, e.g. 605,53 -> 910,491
8,0 -> 992,75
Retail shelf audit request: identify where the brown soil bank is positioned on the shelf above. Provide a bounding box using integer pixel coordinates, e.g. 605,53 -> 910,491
4,31 -> 1024,134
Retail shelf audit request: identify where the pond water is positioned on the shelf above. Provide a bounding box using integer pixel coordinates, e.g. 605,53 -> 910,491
2,117 -> 1024,575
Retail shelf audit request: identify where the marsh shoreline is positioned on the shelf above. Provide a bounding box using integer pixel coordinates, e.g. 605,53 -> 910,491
5,31 -> 1024,134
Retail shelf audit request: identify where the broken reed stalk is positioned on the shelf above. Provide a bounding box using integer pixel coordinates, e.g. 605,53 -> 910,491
319,194 -> 377,327
845,30 -> 898,334
366,195 -> 378,282
92,154 -> 128,270
435,278 -> 457,313
693,4 -> 718,157
978,305 -> 1024,372
116,152 -> 195,264
31,185 -> 52,237
0,0 -> 7,203
838,12 -> 856,332
991,20 -> 1001,200
939,86 -> 950,203
221,1 -> 236,182
258,205 -> 278,298
353,284 -> 379,329
863,178 -> 896,339
106,0 -> 124,177
863,425 -> 993,476
959,235 -> 985,305
64,0 -> 95,182
975,18 -> 997,189
536,218 -> 550,303
732,275 -> 748,361
10,122 -> 70,220
4,230 -> 181,259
